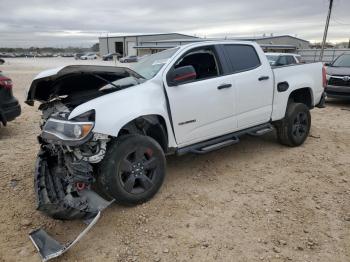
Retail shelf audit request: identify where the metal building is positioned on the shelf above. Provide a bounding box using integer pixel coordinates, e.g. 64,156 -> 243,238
99,33 -> 310,56
99,33 -> 198,57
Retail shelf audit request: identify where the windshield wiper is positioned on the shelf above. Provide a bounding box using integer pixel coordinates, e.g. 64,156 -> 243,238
89,73 -> 120,89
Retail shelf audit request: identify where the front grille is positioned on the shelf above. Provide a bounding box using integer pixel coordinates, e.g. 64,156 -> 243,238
328,77 -> 350,87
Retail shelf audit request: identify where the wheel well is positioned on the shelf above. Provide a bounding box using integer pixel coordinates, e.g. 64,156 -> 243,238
118,115 -> 168,152
288,88 -> 313,108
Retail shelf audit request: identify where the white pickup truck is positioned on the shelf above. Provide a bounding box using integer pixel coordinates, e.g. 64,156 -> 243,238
26,41 -> 325,220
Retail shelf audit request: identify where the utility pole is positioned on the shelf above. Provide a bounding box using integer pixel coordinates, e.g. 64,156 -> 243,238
320,0 -> 334,61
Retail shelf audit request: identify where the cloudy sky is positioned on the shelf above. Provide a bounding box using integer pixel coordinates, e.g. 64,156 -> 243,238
1,0 -> 349,47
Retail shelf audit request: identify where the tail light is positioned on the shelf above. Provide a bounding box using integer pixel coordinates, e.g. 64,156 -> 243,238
322,66 -> 327,88
0,76 -> 13,90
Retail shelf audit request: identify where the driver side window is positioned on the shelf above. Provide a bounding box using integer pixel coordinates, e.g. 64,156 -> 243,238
174,47 -> 220,82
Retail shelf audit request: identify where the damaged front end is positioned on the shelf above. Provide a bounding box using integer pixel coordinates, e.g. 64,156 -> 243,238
35,106 -> 110,220
31,104 -> 113,261
27,65 -> 144,219
27,65 -> 144,260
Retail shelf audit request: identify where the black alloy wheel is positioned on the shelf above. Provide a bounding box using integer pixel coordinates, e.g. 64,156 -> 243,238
98,134 -> 166,206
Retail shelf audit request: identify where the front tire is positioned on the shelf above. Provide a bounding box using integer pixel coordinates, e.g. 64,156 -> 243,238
98,135 -> 166,206
275,102 -> 311,147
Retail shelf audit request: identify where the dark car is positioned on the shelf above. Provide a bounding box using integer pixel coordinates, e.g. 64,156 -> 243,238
102,52 -> 122,61
119,55 -> 138,63
0,71 -> 21,126
325,54 -> 350,99
74,53 -> 85,60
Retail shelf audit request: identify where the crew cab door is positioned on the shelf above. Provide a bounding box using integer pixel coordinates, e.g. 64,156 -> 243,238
164,45 -> 237,146
221,44 -> 274,129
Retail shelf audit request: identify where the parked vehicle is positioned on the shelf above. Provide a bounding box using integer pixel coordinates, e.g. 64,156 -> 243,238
0,53 -> 15,58
119,55 -> 138,63
80,53 -> 98,60
265,53 -> 302,66
102,52 -> 122,61
61,53 -> 74,58
26,41 -> 325,221
0,71 -> 21,126
324,54 -> 350,99
74,53 -> 85,60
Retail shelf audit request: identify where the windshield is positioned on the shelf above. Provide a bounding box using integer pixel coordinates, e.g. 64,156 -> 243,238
332,54 -> 350,67
266,55 -> 279,64
132,48 -> 180,79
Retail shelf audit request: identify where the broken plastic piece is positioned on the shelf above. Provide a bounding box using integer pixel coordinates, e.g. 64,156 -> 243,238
29,211 -> 101,262
30,196 -> 115,262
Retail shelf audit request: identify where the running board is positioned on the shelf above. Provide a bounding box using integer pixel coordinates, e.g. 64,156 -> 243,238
177,123 -> 273,156
190,137 -> 239,154
248,126 -> 274,136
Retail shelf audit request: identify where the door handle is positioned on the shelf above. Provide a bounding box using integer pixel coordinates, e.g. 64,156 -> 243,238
218,84 -> 232,90
258,76 -> 270,81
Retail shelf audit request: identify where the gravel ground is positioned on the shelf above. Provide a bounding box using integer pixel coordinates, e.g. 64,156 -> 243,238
0,58 -> 349,262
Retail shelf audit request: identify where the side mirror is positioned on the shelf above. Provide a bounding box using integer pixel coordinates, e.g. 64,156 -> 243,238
168,65 -> 197,86
324,62 -> 332,67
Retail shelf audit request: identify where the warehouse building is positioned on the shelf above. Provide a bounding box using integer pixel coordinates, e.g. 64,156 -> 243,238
99,33 -> 310,56
99,33 -> 198,57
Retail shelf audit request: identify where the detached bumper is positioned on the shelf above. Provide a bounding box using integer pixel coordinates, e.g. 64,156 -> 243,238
0,99 -> 21,125
30,212 -> 103,262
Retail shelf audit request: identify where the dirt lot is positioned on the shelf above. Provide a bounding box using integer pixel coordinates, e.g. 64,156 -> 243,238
0,58 -> 349,262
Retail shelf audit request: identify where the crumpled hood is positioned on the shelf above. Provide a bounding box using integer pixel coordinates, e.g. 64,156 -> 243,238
26,65 -> 141,105
326,66 -> 350,76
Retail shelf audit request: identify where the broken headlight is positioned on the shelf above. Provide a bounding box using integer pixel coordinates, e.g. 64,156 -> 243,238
42,110 -> 95,143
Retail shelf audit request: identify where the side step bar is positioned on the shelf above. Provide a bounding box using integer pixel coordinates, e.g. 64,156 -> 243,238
177,123 -> 273,155
190,137 -> 239,154
248,126 -> 274,136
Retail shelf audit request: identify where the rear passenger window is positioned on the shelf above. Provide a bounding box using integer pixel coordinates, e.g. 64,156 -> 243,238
286,56 -> 296,64
223,45 -> 261,73
278,56 -> 288,65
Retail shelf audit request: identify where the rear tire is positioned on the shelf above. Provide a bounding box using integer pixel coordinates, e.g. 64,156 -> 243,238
275,102 -> 311,147
98,135 -> 166,206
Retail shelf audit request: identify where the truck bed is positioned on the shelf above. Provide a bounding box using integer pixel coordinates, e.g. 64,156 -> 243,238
271,62 -> 324,121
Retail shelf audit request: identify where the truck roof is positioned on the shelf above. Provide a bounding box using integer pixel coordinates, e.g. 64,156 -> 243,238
177,40 -> 257,49
265,52 -> 300,56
